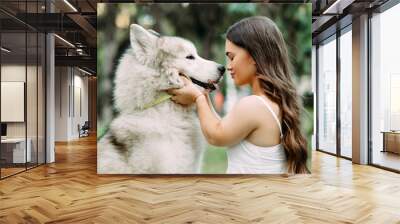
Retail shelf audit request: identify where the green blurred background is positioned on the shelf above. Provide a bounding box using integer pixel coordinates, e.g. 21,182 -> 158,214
97,3 -> 312,173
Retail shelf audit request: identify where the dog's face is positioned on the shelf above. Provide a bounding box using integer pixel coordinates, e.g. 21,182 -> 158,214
130,24 -> 225,90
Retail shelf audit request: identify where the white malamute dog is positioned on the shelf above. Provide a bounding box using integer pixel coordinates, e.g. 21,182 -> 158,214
98,24 -> 225,174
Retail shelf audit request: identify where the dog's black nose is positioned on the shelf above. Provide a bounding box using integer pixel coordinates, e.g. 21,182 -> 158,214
218,66 -> 226,75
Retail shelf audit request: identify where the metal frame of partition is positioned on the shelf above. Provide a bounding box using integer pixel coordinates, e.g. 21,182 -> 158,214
315,22 -> 352,161
316,32 -> 340,158
367,10 -> 372,167
0,19 -> 2,179
0,0 -> 47,180
336,27 -> 341,159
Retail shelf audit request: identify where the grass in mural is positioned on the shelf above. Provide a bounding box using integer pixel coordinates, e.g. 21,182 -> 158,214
202,145 -> 228,174
97,124 -> 108,140
98,123 -> 228,173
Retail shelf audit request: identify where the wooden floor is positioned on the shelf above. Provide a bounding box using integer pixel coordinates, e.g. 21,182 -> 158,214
0,135 -> 400,223
1,163 -> 44,178
372,151 -> 400,171
0,167 -> 26,178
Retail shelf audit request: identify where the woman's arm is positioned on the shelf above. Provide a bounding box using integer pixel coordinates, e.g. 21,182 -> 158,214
169,77 -> 259,146
194,94 -> 221,144
195,94 -> 258,146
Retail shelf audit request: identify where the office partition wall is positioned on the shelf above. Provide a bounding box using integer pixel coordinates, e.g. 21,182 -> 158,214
317,35 -> 337,155
0,30 -> 28,177
339,27 -> 352,159
0,0 -> 46,179
316,24 -> 353,160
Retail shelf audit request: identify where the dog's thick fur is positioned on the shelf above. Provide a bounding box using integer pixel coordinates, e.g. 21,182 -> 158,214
98,24 -> 223,174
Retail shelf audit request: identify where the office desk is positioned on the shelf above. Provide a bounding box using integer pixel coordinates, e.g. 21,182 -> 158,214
381,131 -> 400,154
1,138 -> 31,163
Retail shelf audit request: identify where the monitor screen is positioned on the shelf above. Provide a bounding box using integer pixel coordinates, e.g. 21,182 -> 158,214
1,123 -> 7,137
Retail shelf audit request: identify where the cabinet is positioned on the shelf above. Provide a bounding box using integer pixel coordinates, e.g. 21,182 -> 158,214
382,132 -> 400,154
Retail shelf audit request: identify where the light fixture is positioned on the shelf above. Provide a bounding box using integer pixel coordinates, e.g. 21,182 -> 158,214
54,34 -> 75,48
78,67 -> 92,76
76,48 -> 87,56
322,0 -> 354,15
1,47 -> 11,53
323,0 -> 341,14
63,0 -> 78,12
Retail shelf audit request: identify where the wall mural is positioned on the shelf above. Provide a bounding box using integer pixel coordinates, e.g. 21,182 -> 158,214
97,3 -> 312,174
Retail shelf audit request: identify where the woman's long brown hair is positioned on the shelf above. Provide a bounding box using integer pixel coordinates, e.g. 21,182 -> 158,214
227,16 -> 309,174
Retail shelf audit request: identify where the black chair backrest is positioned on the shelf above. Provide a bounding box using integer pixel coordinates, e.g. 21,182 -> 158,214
82,121 -> 90,129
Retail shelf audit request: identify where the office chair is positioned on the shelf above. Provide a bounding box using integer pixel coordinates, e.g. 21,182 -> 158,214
79,121 -> 90,138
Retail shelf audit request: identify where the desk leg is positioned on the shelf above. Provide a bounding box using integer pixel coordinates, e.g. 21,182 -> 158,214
382,133 -> 386,153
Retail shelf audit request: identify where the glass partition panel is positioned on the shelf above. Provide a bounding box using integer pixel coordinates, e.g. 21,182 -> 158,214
339,28 -> 352,158
27,30 -> 38,169
317,36 -> 337,155
371,3 -> 400,171
38,32 -> 45,165
1,30 -> 27,177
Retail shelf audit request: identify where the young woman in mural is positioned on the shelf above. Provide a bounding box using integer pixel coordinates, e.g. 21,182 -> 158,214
168,16 -> 309,174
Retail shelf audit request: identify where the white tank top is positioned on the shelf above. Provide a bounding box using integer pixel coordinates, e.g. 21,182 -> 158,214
226,95 -> 288,174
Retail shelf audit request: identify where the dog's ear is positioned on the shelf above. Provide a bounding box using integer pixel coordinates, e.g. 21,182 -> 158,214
159,68 -> 184,90
130,24 -> 158,52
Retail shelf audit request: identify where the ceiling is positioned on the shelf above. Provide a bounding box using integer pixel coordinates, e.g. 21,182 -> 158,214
5,0 -> 395,73
312,0 -> 390,44
0,0 -> 97,75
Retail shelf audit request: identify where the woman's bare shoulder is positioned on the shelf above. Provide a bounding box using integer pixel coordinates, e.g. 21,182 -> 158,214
232,95 -> 267,118
234,95 -> 261,109
234,95 -> 281,122
236,95 -> 271,108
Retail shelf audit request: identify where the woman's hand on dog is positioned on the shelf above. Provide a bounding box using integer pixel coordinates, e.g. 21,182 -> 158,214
167,76 -> 206,106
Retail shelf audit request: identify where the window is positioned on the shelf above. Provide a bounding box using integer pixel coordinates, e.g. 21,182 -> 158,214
370,2 -> 400,171
317,35 -> 337,154
339,28 -> 352,158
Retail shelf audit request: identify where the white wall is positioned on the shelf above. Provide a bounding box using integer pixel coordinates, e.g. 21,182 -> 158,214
55,67 -> 69,141
1,65 -> 26,130
1,65 -> 36,137
72,73 -> 89,138
55,67 -> 89,141
1,63 -> 46,164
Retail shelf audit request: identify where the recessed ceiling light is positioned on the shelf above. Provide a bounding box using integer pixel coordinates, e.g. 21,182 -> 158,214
78,67 -> 92,76
63,0 -> 78,12
1,47 -> 11,53
54,34 -> 75,48
322,0 -> 354,15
